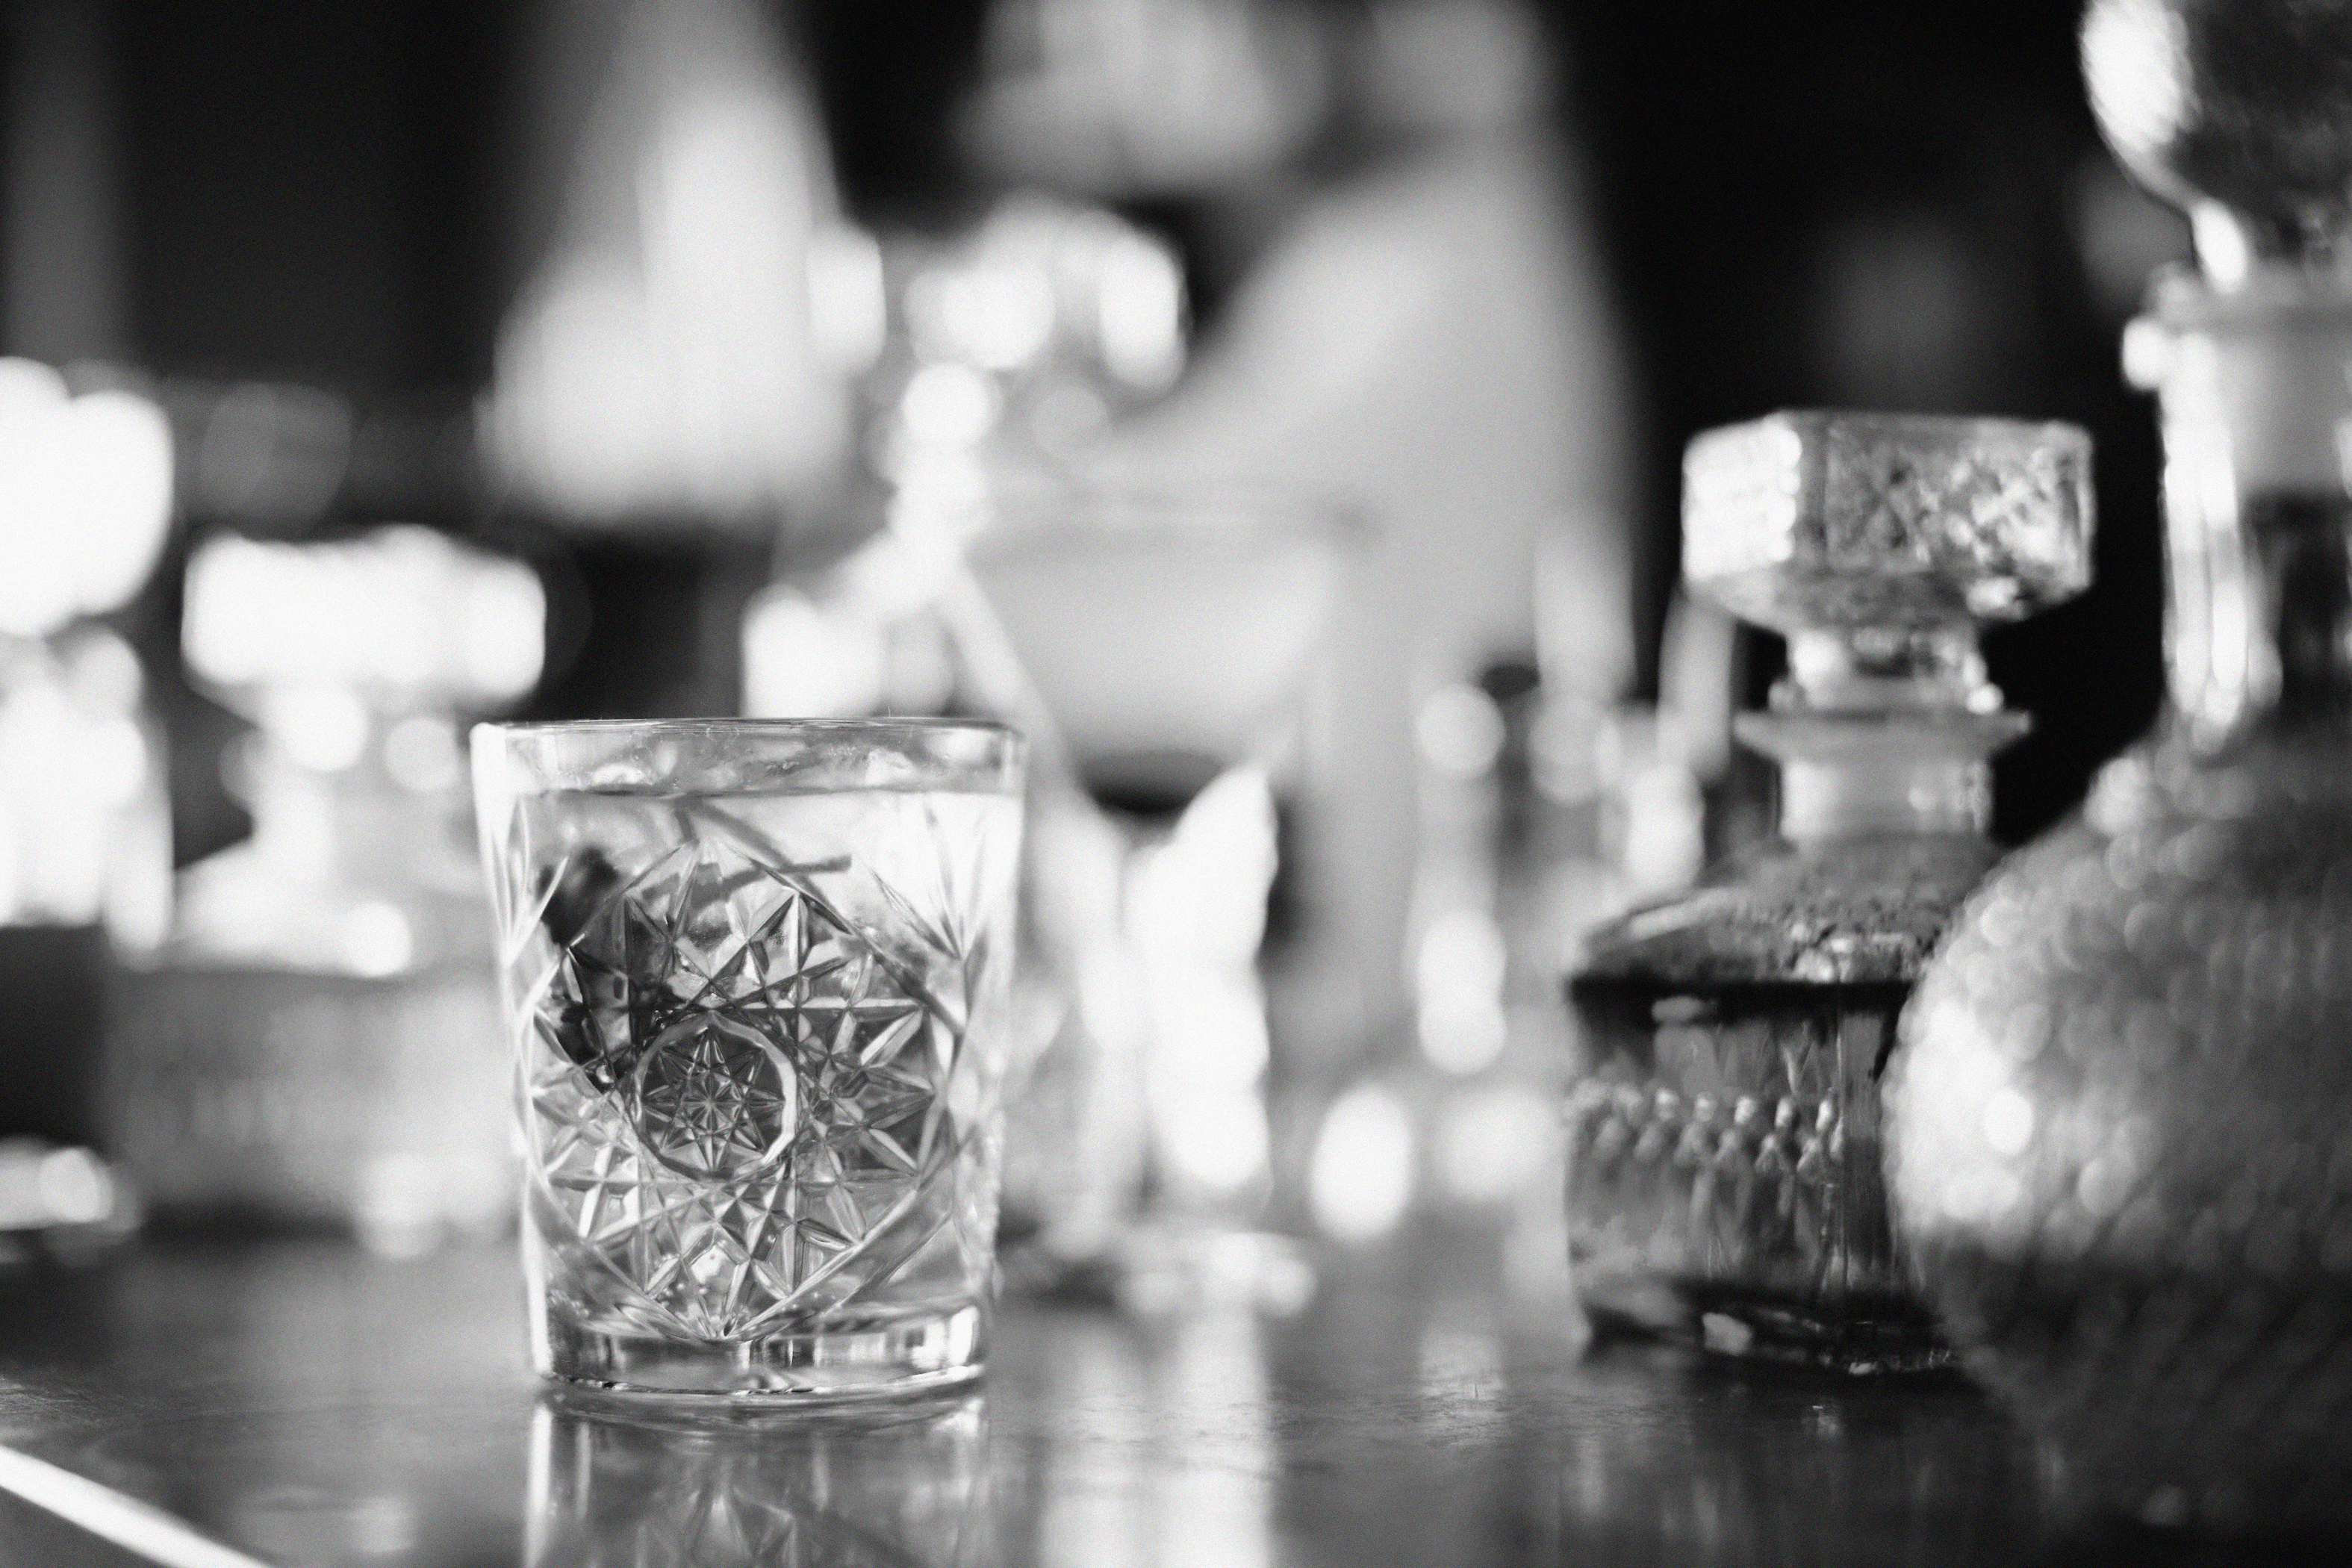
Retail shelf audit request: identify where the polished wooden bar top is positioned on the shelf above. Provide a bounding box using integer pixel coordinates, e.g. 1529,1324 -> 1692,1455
0,1227 -> 2327,1566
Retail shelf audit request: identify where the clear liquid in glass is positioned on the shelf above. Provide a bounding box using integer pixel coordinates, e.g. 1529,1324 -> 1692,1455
506,784 -> 1018,1398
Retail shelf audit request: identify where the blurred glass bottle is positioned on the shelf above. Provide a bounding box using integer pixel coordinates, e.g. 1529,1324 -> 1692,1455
1301,665 -> 1575,1269
108,528 -> 542,1252
1296,655 -> 1710,1281
1564,411 -> 2091,1372
1891,0 -> 2352,1524
0,362 -> 173,1168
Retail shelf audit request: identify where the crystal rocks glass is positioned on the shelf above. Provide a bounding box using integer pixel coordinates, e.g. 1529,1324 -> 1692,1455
473,720 -> 1025,1401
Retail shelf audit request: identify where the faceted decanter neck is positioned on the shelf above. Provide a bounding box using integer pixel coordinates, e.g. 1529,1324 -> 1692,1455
2130,271 -> 2352,747
1777,626 -> 1997,714
1737,626 -> 2027,844
2081,0 -> 2352,747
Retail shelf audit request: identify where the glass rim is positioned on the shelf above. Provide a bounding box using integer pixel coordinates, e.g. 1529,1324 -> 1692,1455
475,716 -> 1022,741
472,716 -> 1026,797
1691,408 -> 2091,454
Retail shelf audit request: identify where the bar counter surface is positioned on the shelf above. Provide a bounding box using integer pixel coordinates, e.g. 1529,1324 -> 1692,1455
0,1226 -> 2329,1567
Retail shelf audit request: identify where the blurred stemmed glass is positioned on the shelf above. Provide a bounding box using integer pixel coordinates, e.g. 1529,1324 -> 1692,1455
963,481 -> 1366,1294
741,187 -> 1366,1299
744,476 -> 1363,1302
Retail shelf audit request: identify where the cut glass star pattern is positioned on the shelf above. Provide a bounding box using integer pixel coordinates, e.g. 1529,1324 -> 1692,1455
1567,992 -> 1904,1301
630,1014 -> 798,1182
507,806 -> 992,1342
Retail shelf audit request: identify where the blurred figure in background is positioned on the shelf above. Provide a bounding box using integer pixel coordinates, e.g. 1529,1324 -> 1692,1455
949,0 -> 1642,1071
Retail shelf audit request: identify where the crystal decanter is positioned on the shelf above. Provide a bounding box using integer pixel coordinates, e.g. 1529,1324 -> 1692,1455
1566,411 -> 2091,1372
1890,0 -> 2352,1525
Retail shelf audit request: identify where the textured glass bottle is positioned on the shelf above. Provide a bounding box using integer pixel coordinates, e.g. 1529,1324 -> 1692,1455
1566,411 -> 2091,1372
1890,0 -> 2352,1525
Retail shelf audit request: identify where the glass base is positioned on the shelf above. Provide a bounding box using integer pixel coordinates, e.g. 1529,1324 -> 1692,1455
1579,1272 -> 1954,1376
537,1303 -> 988,1404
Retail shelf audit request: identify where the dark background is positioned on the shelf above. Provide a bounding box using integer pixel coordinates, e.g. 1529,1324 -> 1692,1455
0,0 -> 2171,842
1554,0 -> 2165,842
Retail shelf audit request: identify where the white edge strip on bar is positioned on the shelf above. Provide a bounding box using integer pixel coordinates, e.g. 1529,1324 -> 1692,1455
0,1443 -> 275,1568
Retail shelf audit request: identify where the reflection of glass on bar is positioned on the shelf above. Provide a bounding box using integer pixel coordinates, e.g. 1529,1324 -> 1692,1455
473,719 -> 1024,1400
529,1391 -> 989,1567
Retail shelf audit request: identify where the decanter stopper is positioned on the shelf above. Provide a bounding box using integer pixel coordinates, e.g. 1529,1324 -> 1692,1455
2084,0 -> 2352,280
1684,411 -> 2092,841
